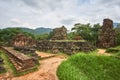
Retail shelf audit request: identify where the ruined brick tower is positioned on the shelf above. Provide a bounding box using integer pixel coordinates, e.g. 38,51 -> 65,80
11,33 -> 36,47
51,26 -> 67,40
97,18 -> 116,48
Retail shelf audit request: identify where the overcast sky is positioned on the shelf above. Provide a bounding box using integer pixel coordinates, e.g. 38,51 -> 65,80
0,0 -> 120,30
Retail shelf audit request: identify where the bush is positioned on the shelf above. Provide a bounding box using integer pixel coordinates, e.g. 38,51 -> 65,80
106,46 -> 120,56
106,48 -> 119,53
57,53 -> 120,80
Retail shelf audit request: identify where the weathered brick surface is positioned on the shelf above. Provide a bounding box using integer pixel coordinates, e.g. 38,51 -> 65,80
50,26 -> 67,40
0,47 -> 35,71
97,19 -> 116,48
11,33 -> 36,47
36,40 -> 95,55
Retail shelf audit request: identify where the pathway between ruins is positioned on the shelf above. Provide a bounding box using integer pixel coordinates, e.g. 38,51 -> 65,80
12,51 -> 66,80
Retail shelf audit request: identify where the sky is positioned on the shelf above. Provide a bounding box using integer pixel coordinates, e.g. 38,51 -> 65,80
0,0 -> 120,30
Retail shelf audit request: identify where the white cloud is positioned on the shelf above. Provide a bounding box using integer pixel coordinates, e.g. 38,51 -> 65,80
0,0 -> 120,30
10,18 -> 34,29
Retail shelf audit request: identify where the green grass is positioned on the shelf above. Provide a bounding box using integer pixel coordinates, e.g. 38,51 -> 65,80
0,50 -> 39,76
106,46 -> 120,56
0,50 -> 15,74
49,40 -> 86,42
0,58 -> 6,74
57,53 -> 120,80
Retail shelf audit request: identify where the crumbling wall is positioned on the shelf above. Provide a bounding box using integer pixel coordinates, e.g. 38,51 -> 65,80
36,40 -> 95,55
11,33 -> 39,64
11,33 -> 36,47
97,19 -> 116,48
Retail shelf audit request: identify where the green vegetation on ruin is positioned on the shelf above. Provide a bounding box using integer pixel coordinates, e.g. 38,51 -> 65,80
57,51 -> 120,80
49,40 -> 86,42
0,50 -> 15,74
0,52 -> 6,74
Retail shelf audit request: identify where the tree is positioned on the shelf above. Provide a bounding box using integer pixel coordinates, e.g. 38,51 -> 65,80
91,23 -> 101,45
72,23 -> 91,41
72,23 -> 101,45
36,33 -> 49,40
115,27 -> 120,45
67,32 -> 76,40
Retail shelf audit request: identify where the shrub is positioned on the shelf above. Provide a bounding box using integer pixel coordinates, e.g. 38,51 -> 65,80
106,46 -> 120,56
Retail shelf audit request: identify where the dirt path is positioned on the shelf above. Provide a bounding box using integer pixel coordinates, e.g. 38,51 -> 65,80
11,52 -> 66,80
97,49 -> 111,56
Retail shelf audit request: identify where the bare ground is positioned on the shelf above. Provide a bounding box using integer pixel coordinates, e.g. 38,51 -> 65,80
97,49 -> 111,56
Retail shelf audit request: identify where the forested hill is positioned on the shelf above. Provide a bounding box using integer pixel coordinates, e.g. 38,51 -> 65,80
20,27 -> 52,35
0,27 -> 52,44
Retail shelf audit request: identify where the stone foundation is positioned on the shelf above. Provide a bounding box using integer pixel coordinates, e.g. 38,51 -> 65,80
36,40 -> 95,55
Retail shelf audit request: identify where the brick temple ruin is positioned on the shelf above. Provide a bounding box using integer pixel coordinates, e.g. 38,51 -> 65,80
37,26 -> 95,54
1,33 -> 39,71
97,18 -> 116,48
11,33 -> 36,47
50,26 -> 67,40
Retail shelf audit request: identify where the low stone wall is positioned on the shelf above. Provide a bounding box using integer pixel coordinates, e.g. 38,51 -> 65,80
36,40 -> 95,55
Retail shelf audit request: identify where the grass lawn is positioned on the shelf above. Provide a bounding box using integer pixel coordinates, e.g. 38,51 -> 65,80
49,40 -> 86,42
57,52 -> 120,80
106,46 -> 120,56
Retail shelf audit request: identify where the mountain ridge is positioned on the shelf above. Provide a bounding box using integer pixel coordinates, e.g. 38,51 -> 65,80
21,27 -> 53,35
